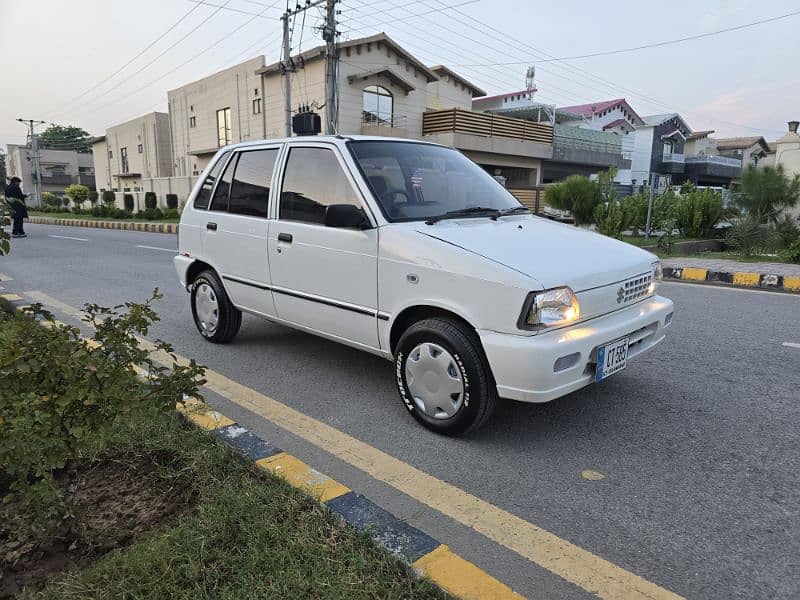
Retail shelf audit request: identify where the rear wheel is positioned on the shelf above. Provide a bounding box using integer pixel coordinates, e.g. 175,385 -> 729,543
190,269 -> 241,343
395,317 -> 496,435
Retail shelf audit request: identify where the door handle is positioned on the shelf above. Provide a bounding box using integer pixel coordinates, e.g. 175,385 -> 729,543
277,232 -> 293,243
206,222 -> 218,231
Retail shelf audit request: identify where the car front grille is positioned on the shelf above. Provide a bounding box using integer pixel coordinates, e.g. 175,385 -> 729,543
619,273 -> 652,304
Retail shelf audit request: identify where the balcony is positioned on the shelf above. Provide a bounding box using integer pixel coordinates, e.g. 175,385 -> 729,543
422,108 -> 553,160
361,113 -> 408,138
551,124 -> 629,169
658,153 -> 685,174
683,154 -> 742,182
40,173 -> 72,185
78,173 -> 96,187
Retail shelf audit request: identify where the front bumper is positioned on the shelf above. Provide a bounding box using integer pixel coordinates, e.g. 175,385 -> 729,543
479,295 -> 674,403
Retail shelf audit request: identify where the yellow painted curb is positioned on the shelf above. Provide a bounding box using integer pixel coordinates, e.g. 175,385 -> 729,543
732,272 -> 760,287
413,545 -> 525,600
177,397 -> 235,430
681,268 -> 707,282
784,276 -> 800,292
256,452 -> 351,502
0,293 -> 24,302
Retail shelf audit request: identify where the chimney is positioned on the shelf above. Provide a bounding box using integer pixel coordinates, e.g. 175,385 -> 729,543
789,121 -> 799,133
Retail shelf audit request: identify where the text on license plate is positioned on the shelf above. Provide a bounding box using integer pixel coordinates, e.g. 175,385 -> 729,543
595,337 -> 629,382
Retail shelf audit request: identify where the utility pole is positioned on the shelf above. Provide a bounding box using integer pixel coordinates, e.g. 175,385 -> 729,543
16,118 -> 46,207
280,0 -> 334,137
645,174 -> 657,238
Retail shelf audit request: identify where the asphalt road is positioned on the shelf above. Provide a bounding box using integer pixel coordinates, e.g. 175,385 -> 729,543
3,223 -> 800,599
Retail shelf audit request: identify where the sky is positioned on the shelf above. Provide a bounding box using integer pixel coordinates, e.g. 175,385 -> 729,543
1,0 -> 799,149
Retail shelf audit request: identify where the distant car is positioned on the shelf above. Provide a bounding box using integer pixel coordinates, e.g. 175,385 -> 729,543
175,136 -> 674,435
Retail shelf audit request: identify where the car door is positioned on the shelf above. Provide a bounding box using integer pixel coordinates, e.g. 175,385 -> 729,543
267,144 -> 380,350
201,145 -> 281,317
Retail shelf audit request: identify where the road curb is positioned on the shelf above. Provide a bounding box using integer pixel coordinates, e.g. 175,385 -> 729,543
28,216 -> 178,235
0,291 -> 522,600
664,266 -> 800,294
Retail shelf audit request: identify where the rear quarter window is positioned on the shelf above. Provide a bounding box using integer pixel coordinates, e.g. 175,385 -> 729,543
193,151 -> 231,210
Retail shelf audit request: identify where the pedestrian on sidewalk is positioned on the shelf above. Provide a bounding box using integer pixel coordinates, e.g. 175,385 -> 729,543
4,177 -> 28,238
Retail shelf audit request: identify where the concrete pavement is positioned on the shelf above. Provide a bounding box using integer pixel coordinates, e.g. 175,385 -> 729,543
2,223 -> 799,599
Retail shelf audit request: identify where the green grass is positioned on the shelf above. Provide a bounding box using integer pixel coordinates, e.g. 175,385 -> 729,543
29,211 -> 179,224
655,250 -> 794,264
619,235 -> 703,248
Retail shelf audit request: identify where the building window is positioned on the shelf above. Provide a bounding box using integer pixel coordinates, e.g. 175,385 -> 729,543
108,150 -> 113,159
362,85 -> 393,126
254,88 -> 259,96
120,147 -> 129,174
662,140 -> 673,160
189,116 -> 196,128
137,143 -> 143,154
253,98 -> 262,114
216,107 -> 232,147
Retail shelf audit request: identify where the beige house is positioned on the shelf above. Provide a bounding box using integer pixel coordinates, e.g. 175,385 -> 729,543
774,121 -> 800,218
93,112 -> 172,193
715,136 -> 771,168
5,144 -> 94,205
168,56 -> 266,177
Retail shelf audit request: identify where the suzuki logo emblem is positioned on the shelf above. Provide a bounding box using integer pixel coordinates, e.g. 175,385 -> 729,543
616,287 -> 626,304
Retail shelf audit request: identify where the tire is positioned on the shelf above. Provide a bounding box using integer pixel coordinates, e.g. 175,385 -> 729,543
395,317 -> 497,435
190,269 -> 242,343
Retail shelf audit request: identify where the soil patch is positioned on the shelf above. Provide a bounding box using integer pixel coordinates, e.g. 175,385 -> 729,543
1,450 -> 193,597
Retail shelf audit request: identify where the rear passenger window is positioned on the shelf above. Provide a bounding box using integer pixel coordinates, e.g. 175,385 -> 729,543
280,147 -> 361,224
210,155 -> 237,211
228,149 -> 278,218
194,151 -> 230,210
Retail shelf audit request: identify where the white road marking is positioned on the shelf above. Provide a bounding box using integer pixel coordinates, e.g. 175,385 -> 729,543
136,244 -> 176,253
48,234 -> 88,242
782,342 -> 800,349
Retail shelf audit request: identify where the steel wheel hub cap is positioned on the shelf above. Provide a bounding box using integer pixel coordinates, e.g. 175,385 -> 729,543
405,342 -> 465,419
195,283 -> 219,333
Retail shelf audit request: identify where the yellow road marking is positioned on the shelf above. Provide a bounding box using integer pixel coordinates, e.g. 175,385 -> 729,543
257,452 -> 350,502
413,544 -> 524,600
177,397 -> 235,430
783,276 -> 800,292
732,272 -> 760,287
680,268 -> 707,282
22,290 -> 682,600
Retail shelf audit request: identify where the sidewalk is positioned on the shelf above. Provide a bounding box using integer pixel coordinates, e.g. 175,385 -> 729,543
662,257 -> 800,292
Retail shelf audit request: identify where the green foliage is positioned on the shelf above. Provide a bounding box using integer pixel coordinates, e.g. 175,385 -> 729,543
65,184 -> 90,208
61,196 -> 71,209
737,164 -> 800,223
656,219 -> 679,255
621,193 -> 648,235
166,193 -> 179,209
88,190 -> 99,204
138,208 -> 164,220
545,175 -> 600,225
112,208 -> 133,219
781,238 -> 800,263
675,187 -> 723,238
0,203 -> 10,256
162,208 -> 179,220
38,124 -> 93,153
144,192 -> 157,210
593,199 -> 627,238
123,194 -> 135,212
0,149 -> 6,185
774,214 -> 800,248
725,216 -> 772,258
41,191 -> 59,207
0,292 -> 205,527
102,190 -> 116,205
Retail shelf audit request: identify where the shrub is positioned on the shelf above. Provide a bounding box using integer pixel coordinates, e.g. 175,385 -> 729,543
144,191 -> 158,210
781,238 -> 800,264
112,208 -> 132,219
88,190 -> 99,205
41,192 -> 58,207
675,187 -> 723,238
102,190 -> 116,205
775,215 -> 800,248
65,183 -> 90,209
621,193 -> 648,235
61,196 -> 71,209
593,200 -> 627,239
123,194 -> 135,212
139,207 -> 164,220
737,164 -> 800,224
90,204 -> 111,218
162,208 -> 179,219
544,175 -> 599,225
726,216 -> 772,258
166,193 -> 179,209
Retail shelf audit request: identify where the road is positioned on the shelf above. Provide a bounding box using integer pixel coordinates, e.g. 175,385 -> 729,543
3,223 -> 799,599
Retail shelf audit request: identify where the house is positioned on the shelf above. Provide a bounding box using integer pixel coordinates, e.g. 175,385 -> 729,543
92,112 -> 173,193
5,144 -> 95,206
714,136 -> 771,168
427,65 -> 486,110
774,120 -> 800,218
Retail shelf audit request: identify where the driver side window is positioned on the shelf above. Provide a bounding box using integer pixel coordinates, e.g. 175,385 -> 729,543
279,147 -> 363,225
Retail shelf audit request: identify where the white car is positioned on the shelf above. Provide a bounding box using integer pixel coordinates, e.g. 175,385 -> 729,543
175,135 -> 674,435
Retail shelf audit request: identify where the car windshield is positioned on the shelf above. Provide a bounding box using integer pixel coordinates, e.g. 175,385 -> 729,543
347,140 -> 523,223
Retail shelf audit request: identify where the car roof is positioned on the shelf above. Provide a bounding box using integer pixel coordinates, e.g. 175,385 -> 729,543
220,134 -> 442,151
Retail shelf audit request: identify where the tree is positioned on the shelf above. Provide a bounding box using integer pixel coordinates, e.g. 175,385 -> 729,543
0,149 -> 6,184
544,175 -> 599,225
65,184 -> 90,208
38,125 -> 93,153
737,164 -> 800,224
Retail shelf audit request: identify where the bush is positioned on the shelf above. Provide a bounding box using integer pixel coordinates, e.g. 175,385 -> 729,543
738,164 -> 800,223
593,200 -> 627,238
41,192 -> 58,207
138,207 -> 164,220
123,194 -> 135,212
621,193 -> 648,235
112,208 -> 133,219
162,208 -> 179,219
102,190 -> 116,206
90,204 -> 112,218
544,175 -> 600,225
781,238 -> 800,263
144,191 -> 158,210
61,196 -> 71,209
725,216 -> 773,258
775,215 -> 800,248
675,187 -> 723,238
88,190 -> 99,205
166,193 -> 179,209
65,183 -> 90,209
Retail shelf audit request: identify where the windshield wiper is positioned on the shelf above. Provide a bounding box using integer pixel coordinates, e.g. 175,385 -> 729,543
496,206 -> 530,218
424,206 -> 501,225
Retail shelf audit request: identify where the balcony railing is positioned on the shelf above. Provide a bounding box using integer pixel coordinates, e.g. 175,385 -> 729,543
40,173 -> 72,185
362,113 -> 408,129
423,108 -> 553,145
661,153 -> 685,163
685,154 -> 742,168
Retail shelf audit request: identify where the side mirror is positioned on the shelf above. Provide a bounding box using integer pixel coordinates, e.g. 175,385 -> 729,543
324,204 -> 370,229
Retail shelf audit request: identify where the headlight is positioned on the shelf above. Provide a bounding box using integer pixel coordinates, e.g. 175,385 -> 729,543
649,261 -> 662,294
519,287 -> 580,330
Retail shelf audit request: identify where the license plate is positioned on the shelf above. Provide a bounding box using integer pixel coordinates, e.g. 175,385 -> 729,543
595,337 -> 629,382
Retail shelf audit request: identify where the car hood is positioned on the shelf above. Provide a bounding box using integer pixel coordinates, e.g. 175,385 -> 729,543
417,215 -> 656,291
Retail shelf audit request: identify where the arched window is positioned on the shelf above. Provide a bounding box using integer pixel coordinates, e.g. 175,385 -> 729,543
363,85 -> 393,125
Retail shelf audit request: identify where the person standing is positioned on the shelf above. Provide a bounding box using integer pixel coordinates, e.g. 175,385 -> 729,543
4,177 -> 28,238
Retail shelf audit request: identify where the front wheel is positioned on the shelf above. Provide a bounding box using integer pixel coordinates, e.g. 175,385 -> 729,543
190,269 -> 242,343
395,318 -> 497,435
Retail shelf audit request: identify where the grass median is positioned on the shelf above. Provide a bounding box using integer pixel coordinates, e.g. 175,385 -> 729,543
29,211 -> 179,224
0,299 -> 447,599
